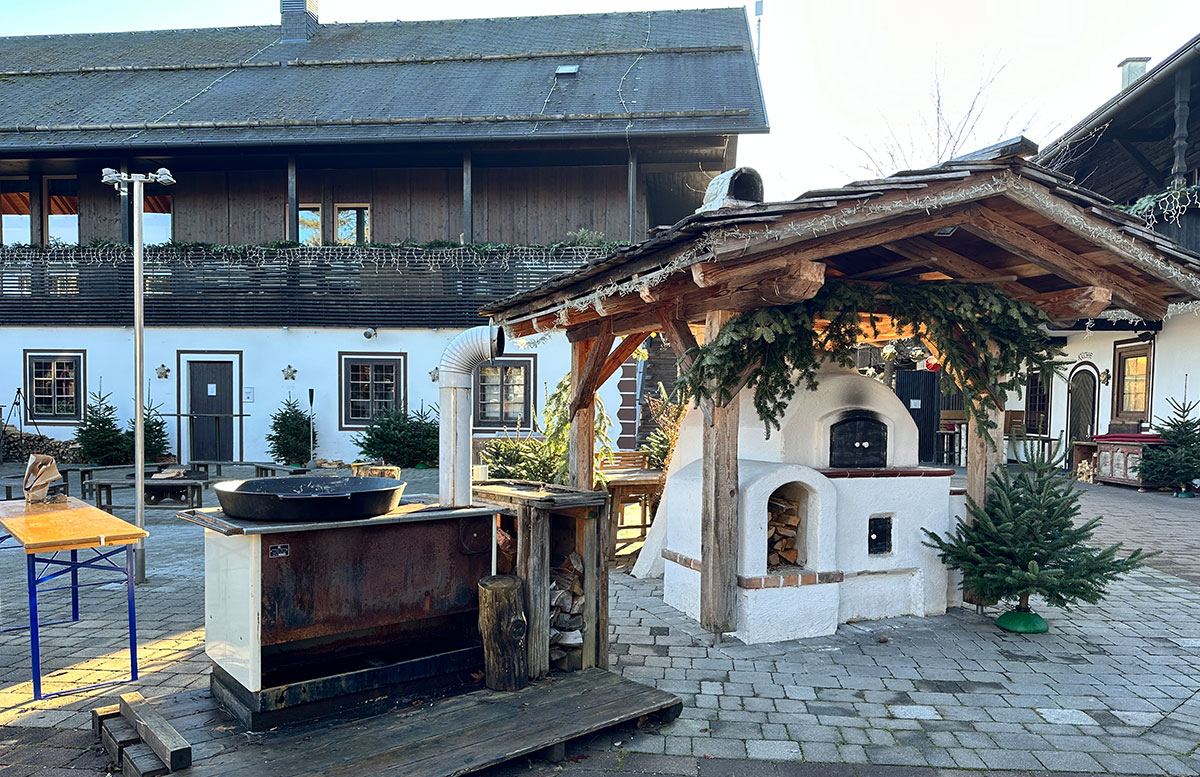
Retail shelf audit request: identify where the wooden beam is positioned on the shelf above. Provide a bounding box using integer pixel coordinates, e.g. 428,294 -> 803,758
656,310 -> 700,371
597,332 -> 651,387
568,339 -> 595,490
701,309 -> 739,636
846,255 -> 938,280
691,254 -> 791,288
627,148 -> 639,242
569,322 -> 615,418
964,206 -> 1168,319
1173,65 -> 1191,187
1114,138 -> 1164,188
462,151 -> 473,243
286,155 -> 299,243
29,173 -> 43,246
885,238 -> 1034,298
1024,286 -> 1112,322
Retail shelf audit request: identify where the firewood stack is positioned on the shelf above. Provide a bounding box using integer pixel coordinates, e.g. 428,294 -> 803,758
767,494 -> 801,568
548,552 -> 586,671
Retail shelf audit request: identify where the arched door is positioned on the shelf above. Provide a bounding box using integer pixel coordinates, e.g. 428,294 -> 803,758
1067,368 -> 1098,445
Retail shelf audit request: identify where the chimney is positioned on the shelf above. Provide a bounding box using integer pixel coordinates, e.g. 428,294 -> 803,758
1119,57 -> 1150,91
281,0 -> 319,42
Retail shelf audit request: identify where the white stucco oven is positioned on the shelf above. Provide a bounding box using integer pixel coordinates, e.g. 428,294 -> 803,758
661,364 -> 965,644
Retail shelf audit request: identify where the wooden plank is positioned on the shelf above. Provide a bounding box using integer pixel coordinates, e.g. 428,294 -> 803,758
569,322 -> 615,417
1023,286 -> 1112,321
1114,138 -> 1164,188
884,238 -> 1034,299
655,311 -> 701,371
575,511 -> 599,668
700,309 -> 739,636
568,339 -> 595,491
596,332 -> 651,387
122,743 -> 169,777
286,156 -> 299,243
964,343 -> 1006,510
100,715 -> 140,764
0,497 -> 146,553
595,505 -> 610,670
121,691 -> 193,771
964,206 -> 1169,319
520,504 -> 550,680
92,702 -> 121,738
461,152 -> 473,243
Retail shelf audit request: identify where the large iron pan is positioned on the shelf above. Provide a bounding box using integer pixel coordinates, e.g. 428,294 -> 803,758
213,476 -> 406,522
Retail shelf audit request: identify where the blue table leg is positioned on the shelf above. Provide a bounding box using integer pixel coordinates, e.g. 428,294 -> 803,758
27,554 -> 42,700
70,549 -> 79,622
126,545 -> 138,682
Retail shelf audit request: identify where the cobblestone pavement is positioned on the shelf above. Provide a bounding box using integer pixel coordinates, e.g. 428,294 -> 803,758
2,465 -> 1200,775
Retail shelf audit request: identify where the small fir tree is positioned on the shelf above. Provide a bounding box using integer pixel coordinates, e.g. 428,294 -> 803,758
266,397 -> 316,466
923,443 -> 1153,632
121,403 -> 171,462
1135,398 -> 1200,493
74,391 -> 129,465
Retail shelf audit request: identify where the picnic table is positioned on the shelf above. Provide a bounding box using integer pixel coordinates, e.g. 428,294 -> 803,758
92,474 -> 206,514
62,463 -> 173,500
190,460 -> 310,478
0,496 -> 145,699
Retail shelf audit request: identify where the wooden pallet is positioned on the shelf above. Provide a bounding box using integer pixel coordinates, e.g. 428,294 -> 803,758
126,669 -> 681,777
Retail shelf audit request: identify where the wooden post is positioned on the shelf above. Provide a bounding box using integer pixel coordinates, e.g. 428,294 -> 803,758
1172,66 -> 1191,188
627,149 -> 639,242
119,159 -> 132,244
29,173 -> 44,246
462,151 -> 473,243
515,502 -> 550,679
594,503 -> 610,669
477,574 -> 529,691
569,338 -> 595,491
286,155 -> 299,243
576,512 -> 599,668
964,342 -> 1007,508
700,309 -> 739,636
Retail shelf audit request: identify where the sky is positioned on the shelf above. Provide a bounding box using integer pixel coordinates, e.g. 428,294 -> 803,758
4,1 -> 1200,200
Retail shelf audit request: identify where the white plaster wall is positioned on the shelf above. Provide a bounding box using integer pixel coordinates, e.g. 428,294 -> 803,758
663,562 -> 701,622
945,491 -> 967,608
829,477 -> 951,582
737,461 -> 837,577
1,325 -> 624,463
737,584 -> 839,643
838,570 -> 923,623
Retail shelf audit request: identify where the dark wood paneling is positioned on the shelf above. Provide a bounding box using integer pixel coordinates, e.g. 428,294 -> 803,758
476,166 -> 628,244
173,171 -> 228,243
228,171 -> 285,244
78,173 -> 122,243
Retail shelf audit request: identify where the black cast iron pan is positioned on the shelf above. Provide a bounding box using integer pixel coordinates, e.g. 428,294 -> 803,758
213,476 -> 406,522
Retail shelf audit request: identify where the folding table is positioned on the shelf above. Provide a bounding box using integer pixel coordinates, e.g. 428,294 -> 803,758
0,497 -> 147,699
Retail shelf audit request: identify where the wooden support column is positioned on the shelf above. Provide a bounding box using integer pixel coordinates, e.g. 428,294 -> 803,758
462,152 -> 473,243
1172,66 -> 1191,188
29,173 -> 44,246
700,309 -> 739,636
119,159 -> 132,244
320,172 -> 334,245
627,149 -> 638,243
286,156 -> 299,243
964,343 -> 1006,508
569,338 -> 596,490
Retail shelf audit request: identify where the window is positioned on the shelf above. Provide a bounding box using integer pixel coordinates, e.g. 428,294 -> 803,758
24,351 -> 85,424
336,205 -> 369,245
1113,340 -> 1152,424
473,356 -> 535,430
143,184 -> 173,245
299,204 -> 321,245
1024,371 -> 1050,436
339,352 -> 406,428
45,177 -> 78,244
1,178 -> 31,244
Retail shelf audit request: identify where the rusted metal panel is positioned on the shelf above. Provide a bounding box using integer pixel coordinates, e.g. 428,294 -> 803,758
258,516 -> 491,646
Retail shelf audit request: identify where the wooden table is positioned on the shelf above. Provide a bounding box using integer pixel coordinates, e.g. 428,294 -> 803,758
0,497 -> 146,699
0,476 -> 68,501
92,477 -> 205,513
68,463 -> 171,500
602,468 -> 663,559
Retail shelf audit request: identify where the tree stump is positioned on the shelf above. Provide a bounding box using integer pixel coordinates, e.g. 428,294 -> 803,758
477,575 -> 529,691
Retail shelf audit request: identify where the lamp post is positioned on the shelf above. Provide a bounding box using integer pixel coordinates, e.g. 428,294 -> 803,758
102,167 -> 175,584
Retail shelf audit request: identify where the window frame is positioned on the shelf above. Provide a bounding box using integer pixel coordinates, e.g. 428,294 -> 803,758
334,202 -> 370,245
23,349 -> 86,425
0,176 -> 32,245
1024,370 -> 1051,437
337,351 -> 407,430
297,202 -> 322,245
473,355 -> 537,432
43,175 -> 79,245
1112,338 -> 1152,426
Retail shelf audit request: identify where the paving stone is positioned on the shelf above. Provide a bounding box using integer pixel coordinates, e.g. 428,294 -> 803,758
1036,707 -> 1099,725
1032,749 -> 1104,772
887,705 -> 941,720
974,748 -> 1044,770
746,739 -> 803,760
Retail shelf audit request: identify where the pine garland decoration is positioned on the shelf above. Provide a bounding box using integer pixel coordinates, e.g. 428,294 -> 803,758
922,444 -> 1154,615
674,281 -> 1063,437
1135,397 -> 1200,492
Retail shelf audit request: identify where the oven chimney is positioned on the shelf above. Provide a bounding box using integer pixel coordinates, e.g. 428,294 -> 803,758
437,325 -> 504,506
281,0 -> 319,42
1118,56 -> 1150,91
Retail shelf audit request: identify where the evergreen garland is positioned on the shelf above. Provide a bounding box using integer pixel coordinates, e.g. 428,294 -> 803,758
1135,397 -> 1200,492
922,444 -> 1153,614
674,281 -> 1064,437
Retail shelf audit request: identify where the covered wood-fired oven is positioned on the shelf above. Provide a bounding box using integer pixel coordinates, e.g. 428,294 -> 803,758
660,364 -> 964,643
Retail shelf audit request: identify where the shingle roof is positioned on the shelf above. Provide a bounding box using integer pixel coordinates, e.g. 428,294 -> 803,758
0,8 -> 767,151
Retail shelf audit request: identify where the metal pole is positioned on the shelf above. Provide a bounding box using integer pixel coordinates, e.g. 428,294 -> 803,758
133,177 -> 146,584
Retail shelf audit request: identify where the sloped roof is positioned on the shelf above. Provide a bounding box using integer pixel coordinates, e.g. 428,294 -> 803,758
0,8 -> 767,151
483,149 -> 1200,334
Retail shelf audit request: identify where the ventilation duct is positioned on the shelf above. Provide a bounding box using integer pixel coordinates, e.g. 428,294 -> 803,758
437,325 -> 504,506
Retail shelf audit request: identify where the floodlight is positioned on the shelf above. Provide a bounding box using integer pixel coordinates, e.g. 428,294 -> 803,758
152,168 -> 176,186
101,167 -> 122,185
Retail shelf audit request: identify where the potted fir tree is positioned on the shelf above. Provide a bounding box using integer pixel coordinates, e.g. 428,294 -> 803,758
1135,398 -> 1200,497
923,444 -> 1153,633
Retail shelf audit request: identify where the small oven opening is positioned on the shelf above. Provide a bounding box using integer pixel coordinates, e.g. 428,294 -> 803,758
868,514 -> 893,555
830,410 -> 888,468
767,483 -> 809,569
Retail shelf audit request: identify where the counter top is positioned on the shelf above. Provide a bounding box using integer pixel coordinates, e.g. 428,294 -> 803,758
177,497 -> 508,536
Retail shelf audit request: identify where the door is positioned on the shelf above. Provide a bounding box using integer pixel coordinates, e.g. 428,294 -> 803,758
896,370 -> 940,462
829,414 -> 887,468
1067,369 -> 1098,445
189,361 -> 234,461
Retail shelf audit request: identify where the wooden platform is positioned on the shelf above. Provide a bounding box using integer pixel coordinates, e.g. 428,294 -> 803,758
142,668 -> 680,777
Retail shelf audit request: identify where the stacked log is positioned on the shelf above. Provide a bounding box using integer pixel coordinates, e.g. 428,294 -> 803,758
767,494 -> 800,568
548,551 -> 586,671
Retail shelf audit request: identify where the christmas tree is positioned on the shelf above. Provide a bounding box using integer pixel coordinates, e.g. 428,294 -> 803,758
73,391 -> 129,465
923,443 -> 1153,633
267,397 -> 316,466
1135,398 -> 1200,494
121,403 -> 171,462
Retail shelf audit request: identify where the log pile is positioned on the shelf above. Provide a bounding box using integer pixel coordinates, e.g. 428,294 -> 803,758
767,494 -> 800,568
548,552 -> 586,671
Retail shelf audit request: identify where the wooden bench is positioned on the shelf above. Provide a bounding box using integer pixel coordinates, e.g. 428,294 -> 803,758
597,452 -> 663,559
0,477 -> 68,501
92,478 -> 205,514
190,460 -> 310,478
69,464 -> 172,500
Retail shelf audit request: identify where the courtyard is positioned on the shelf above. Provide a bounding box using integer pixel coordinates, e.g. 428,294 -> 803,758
0,465 -> 1198,776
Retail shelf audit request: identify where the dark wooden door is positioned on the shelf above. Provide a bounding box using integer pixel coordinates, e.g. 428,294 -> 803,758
896,370 -> 940,462
189,361 -> 234,461
1068,370 -> 1098,444
829,415 -> 887,468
